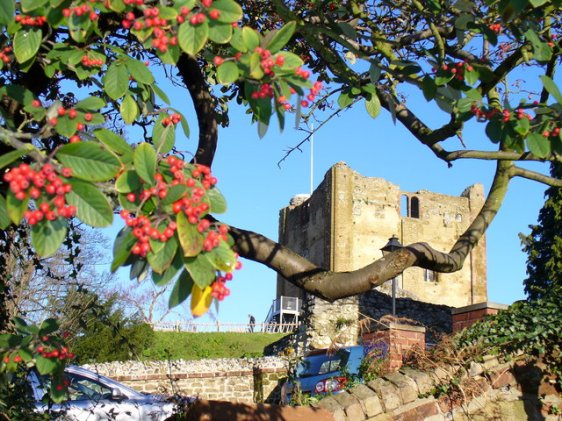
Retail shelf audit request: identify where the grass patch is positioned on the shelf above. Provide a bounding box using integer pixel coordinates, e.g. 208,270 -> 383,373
141,332 -> 288,360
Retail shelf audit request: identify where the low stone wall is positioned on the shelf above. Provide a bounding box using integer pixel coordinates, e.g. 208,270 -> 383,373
83,357 -> 287,404
313,356 -> 561,421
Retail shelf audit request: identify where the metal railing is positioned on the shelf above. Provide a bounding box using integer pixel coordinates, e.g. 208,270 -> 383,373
149,321 -> 300,334
264,296 -> 302,324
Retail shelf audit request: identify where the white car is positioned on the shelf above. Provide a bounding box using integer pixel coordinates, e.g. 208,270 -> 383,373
29,365 -> 178,420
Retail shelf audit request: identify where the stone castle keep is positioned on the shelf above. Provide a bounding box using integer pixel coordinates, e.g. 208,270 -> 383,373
276,162 -> 487,348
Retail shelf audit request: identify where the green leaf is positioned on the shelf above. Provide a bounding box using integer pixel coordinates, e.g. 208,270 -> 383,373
206,241 -> 236,272
130,258 -> 149,281
152,84 -> 171,105
229,27 -> 247,52
6,190 -> 29,225
161,184 -> 188,205
111,227 -> 136,272
464,67 -> 480,85
148,235 -> 179,275
0,195 -> 10,229
116,170 -> 142,193
525,29 -> 552,62
0,149 -> 28,170
168,270 -> 194,308
126,58 -> 154,84
178,21 -> 209,56
94,128 -> 133,157
337,91 -> 354,109
120,95 -> 139,124
242,27 -> 260,51
365,94 -> 381,118
134,143 -> 157,184
13,28 -> 42,64
208,21 -> 233,44
0,0 -> 14,26
207,187 -> 227,213
22,0 -> 49,11
527,133 -> 551,158
38,319 -> 59,335
216,61 -> 239,84
56,143 -> 121,182
177,212 -> 203,257
103,62 -> 129,100
75,96 -> 106,111
275,51 -> 303,71
422,75 -> 437,101
486,120 -> 505,143
152,114 -> 176,154
266,21 -> 296,53
31,218 -> 67,257
514,118 -> 530,136
153,252 -> 184,286
36,355 -> 58,375
184,254 -> 216,288
212,0 -> 243,23
540,76 -> 562,105
66,179 -> 113,227
369,62 -> 382,84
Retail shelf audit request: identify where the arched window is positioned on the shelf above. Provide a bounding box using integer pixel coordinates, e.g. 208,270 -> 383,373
410,196 -> 420,219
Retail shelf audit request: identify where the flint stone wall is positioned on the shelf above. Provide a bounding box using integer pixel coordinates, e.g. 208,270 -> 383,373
314,356 -> 561,421
83,357 -> 287,404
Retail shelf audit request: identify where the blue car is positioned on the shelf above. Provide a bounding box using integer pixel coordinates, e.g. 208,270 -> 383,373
281,345 -> 365,404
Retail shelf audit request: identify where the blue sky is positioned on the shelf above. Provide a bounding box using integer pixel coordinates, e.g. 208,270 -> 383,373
104,69 -> 551,326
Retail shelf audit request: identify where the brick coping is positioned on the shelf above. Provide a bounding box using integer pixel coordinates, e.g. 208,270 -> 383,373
111,367 -> 287,382
451,301 -> 509,314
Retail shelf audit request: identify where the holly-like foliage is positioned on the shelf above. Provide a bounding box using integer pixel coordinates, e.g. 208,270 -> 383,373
521,163 -> 562,300
456,289 -> 562,387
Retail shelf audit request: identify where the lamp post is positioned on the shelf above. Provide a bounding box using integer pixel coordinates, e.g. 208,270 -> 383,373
380,235 -> 403,316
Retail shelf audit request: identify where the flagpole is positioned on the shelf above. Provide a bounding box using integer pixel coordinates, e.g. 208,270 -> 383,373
310,123 -> 314,194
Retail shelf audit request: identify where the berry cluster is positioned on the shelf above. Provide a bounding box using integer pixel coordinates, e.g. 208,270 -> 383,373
62,4 -> 99,21
0,46 -> 12,64
255,47 -> 285,75
489,23 -> 502,34
34,102 -> 94,143
120,212 -> 177,256
122,8 -> 178,53
162,113 -> 182,127
15,14 -> 47,26
120,157 -> 224,257
470,104 -> 533,123
438,61 -> 474,82
36,343 -> 75,361
81,55 -> 104,68
251,83 -> 275,100
211,272 -> 233,301
299,80 -> 322,108
3,163 -> 76,224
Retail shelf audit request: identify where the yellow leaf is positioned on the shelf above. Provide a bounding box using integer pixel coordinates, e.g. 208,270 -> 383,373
191,285 -> 212,317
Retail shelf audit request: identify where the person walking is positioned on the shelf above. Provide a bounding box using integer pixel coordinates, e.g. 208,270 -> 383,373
248,314 -> 256,333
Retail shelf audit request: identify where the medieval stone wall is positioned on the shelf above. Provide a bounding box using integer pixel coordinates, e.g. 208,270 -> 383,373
277,162 -> 488,349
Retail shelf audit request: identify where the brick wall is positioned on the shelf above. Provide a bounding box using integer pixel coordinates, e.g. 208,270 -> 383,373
362,323 -> 426,371
451,302 -> 508,333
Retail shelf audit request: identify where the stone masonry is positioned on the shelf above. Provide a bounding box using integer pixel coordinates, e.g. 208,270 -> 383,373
277,162 -> 488,349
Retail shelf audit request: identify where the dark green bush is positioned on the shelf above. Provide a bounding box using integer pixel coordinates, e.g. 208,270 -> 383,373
456,288 -> 562,386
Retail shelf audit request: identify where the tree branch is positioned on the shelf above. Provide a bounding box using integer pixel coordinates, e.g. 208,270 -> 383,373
176,54 -> 218,167
227,160 -> 512,302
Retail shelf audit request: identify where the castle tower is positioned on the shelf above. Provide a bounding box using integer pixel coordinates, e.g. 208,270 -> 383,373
277,162 -> 487,348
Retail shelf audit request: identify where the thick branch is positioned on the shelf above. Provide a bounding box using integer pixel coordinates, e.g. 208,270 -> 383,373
511,165 -> 562,186
228,160 -> 512,302
176,54 -> 218,167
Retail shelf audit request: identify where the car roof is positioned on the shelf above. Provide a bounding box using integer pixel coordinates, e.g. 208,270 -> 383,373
64,365 -> 144,398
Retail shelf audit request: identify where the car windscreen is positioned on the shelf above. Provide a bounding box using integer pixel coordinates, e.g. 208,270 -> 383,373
296,349 -> 351,378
